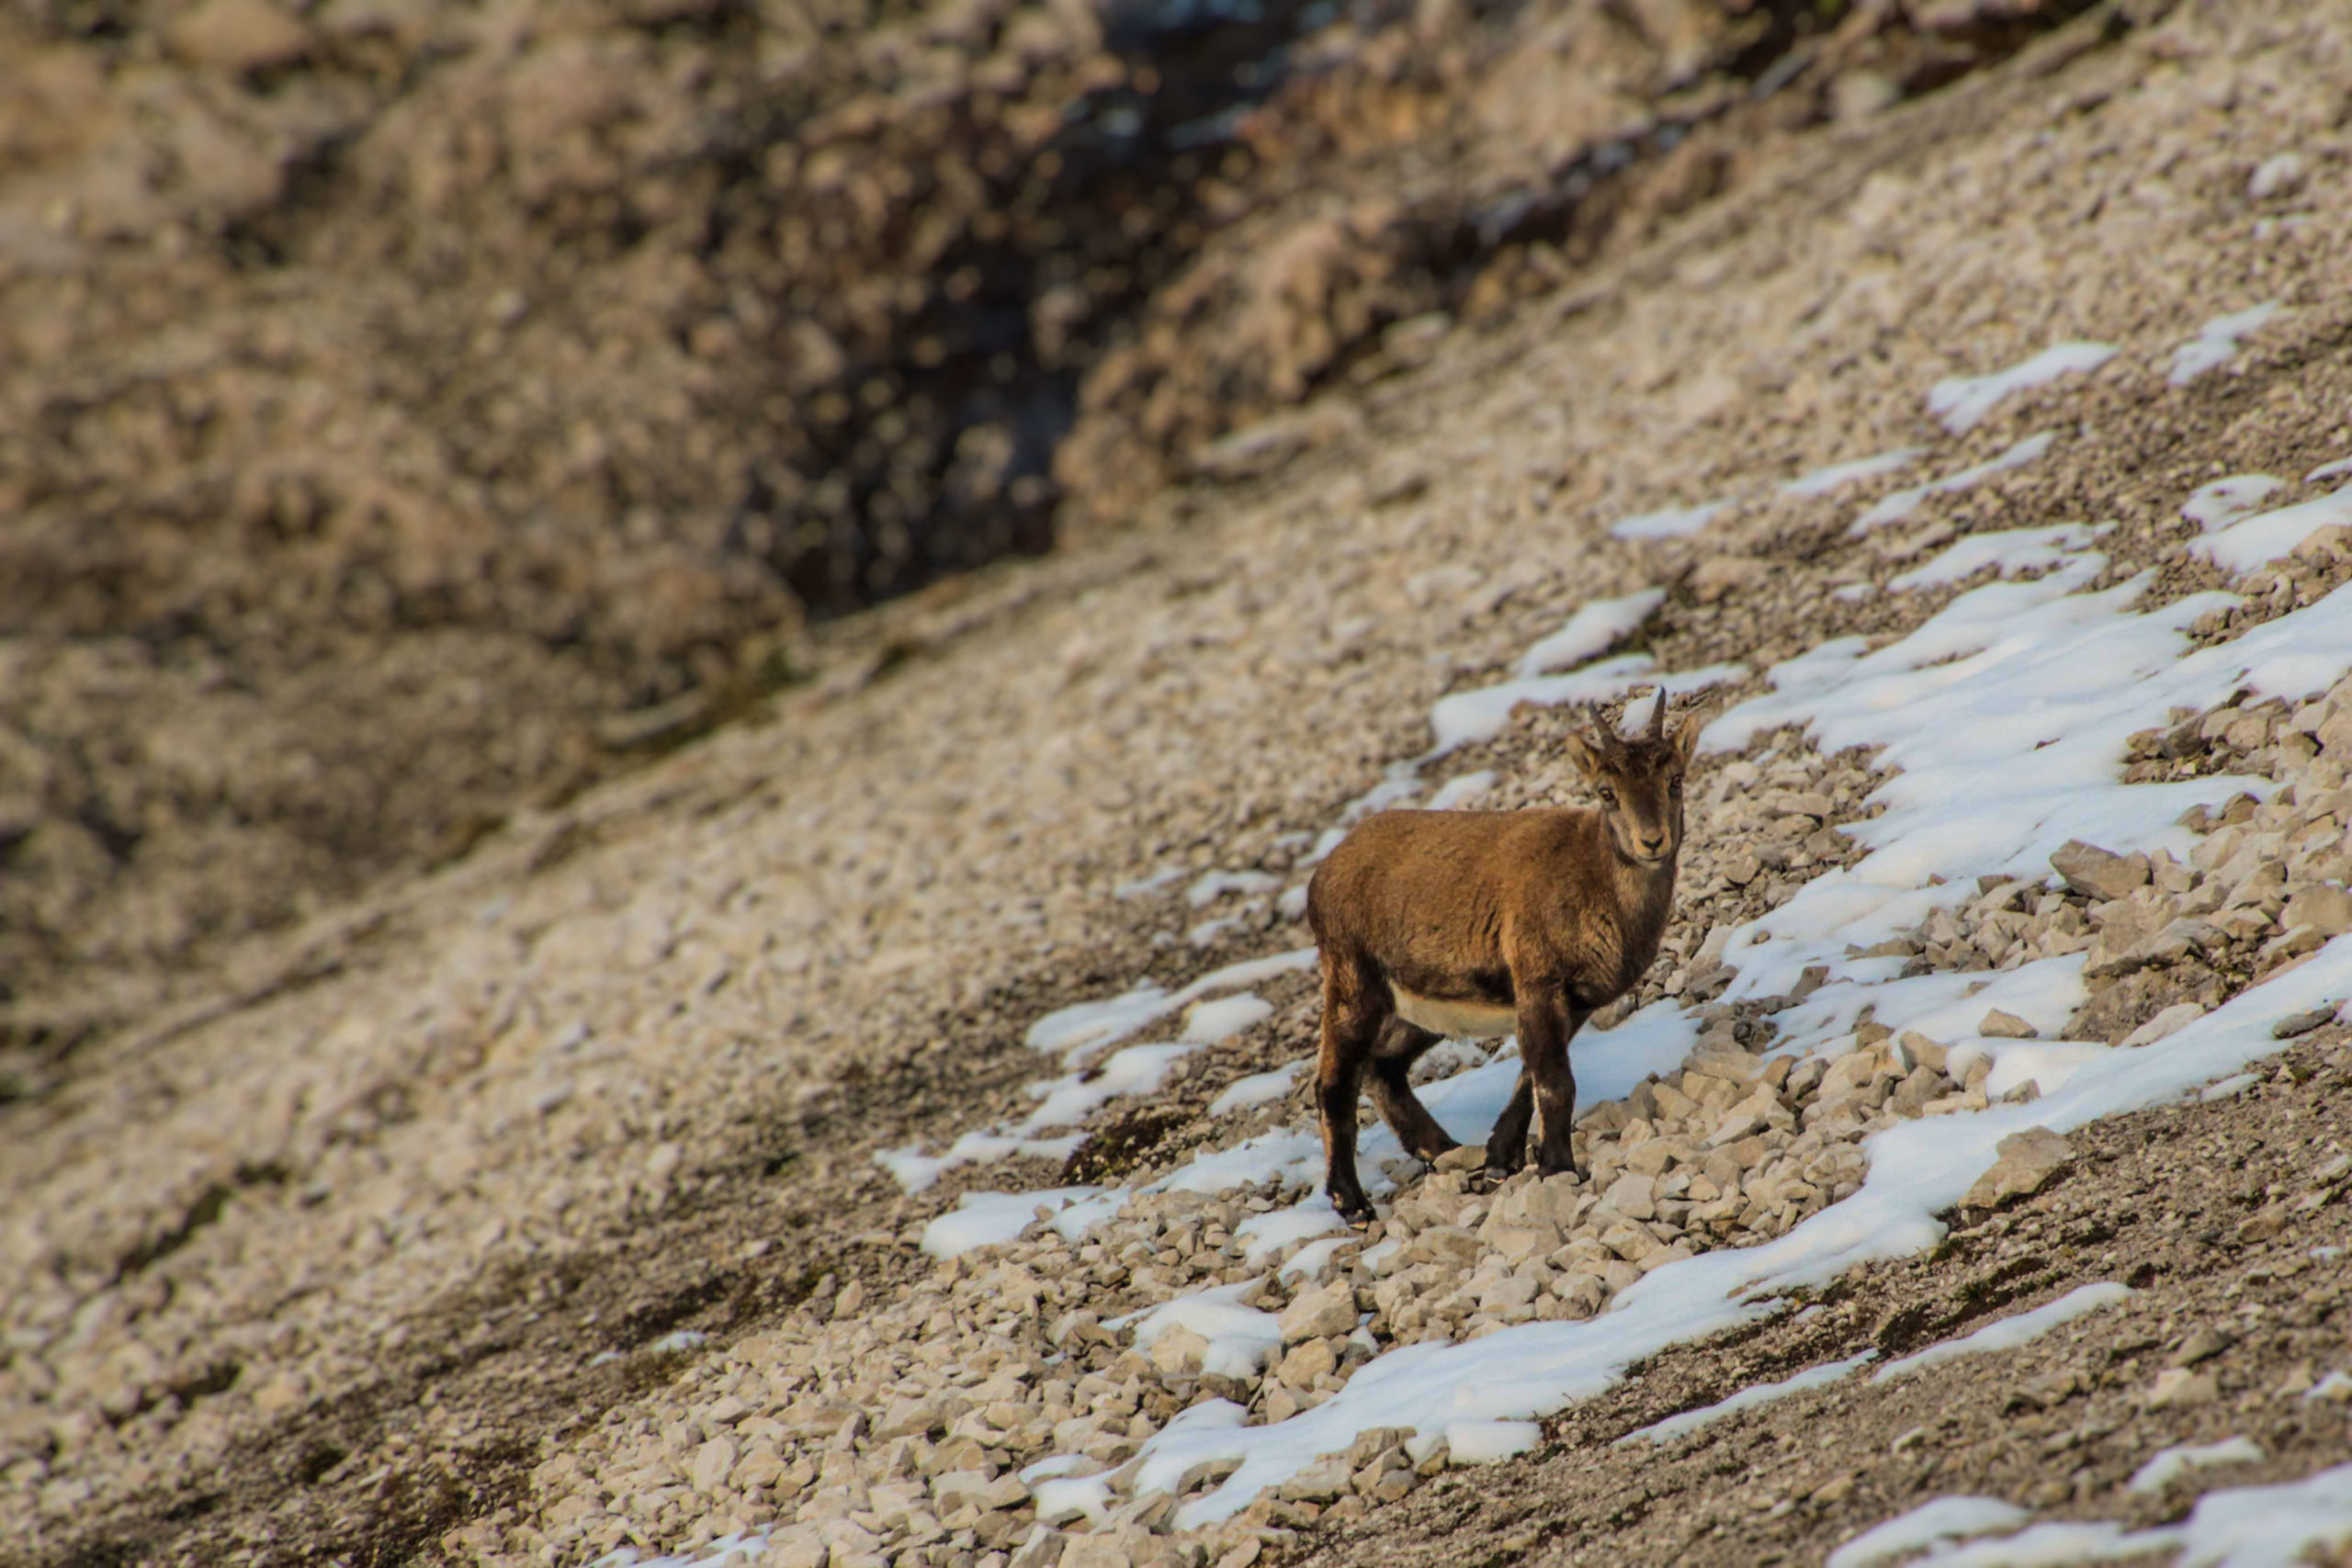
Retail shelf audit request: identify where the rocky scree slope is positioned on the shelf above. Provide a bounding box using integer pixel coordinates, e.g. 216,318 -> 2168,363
6,0 -> 2352,1563
0,0 -> 2101,1045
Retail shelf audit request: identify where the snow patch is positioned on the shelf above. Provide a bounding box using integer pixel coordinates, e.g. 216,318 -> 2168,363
2183,475 -> 2286,531
1122,1282 -> 1285,1379
1852,433 -> 2057,533
1888,524 -> 2101,592
1517,590 -> 1668,679
1784,448 -> 1928,497
1871,1282 -> 2133,1382
875,1131 -> 1089,1193
1610,501 -> 1727,540
2129,1436 -> 2266,1494
1238,1203 -> 1352,1267
921,1186 -> 1106,1258
1441,1420 -> 1543,1464
1428,657 -> 1746,758
1114,865 -> 1187,898
2168,301 -> 2282,386
1826,1495 -> 2030,1568
1928,343 -> 2116,434
1915,1461 -> 2352,1567
1188,870 -> 1280,908
1425,771 -> 1497,810
2191,483 -> 2352,574
1183,993 -> 1275,1042
1023,1043 -> 1201,1131
1617,1351 -> 1876,1446
1021,949 -> 1317,1062
1209,1062 -> 1304,1117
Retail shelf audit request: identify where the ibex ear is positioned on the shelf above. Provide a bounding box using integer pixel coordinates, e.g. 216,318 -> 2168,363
1563,728 -> 1606,780
1673,706 -> 1707,764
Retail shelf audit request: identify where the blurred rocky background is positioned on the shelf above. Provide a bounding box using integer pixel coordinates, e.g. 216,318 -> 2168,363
0,0 -> 2095,1063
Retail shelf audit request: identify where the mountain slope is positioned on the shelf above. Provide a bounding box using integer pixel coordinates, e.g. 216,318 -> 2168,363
6,1 -> 2352,1564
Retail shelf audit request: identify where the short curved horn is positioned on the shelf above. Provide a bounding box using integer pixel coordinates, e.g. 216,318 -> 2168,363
1577,701 -> 1623,756
1647,687 -> 1668,739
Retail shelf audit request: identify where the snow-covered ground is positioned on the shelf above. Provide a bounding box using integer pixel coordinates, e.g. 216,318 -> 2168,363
622,334 -> 2352,1565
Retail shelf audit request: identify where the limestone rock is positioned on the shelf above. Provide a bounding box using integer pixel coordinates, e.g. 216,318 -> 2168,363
1148,1326 -> 1211,1378
1276,1281 -> 1357,1344
2052,840 -> 2151,902
165,0 -> 312,71
2284,885 -> 2352,937
2120,1002 -> 2204,1049
2147,1369 -> 2218,1409
691,1435 -> 740,1495
1008,1529 -> 1066,1568
1691,556 -> 1767,604
1962,1127 -> 2073,1210
1273,1459 -> 1350,1503
1274,1337 -> 1338,1389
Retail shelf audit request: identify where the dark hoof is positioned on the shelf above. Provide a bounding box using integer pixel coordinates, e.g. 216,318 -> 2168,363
1535,1158 -> 1581,1182
1329,1189 -> 1375,1228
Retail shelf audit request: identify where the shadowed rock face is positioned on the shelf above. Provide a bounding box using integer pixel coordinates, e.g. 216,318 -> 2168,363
0,0 -> 2090,1033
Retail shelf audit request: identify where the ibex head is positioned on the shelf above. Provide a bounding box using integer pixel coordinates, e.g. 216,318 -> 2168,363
1565,688 -> 1704,866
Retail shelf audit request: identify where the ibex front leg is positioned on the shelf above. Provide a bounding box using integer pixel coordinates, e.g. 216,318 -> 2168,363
1517,983 -> 1589,1179
1315,953 -> 1384,1224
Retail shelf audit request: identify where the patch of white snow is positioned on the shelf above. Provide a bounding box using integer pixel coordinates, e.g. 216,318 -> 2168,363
1183,993 -> 1275,1042
1209,1062 -> 1305,1117
1516,590 -> 1668,678
1784,448 -> 1928,497
2183,475 -> 2286,532
1425,771 -> 1498,810
1888,524 -> 2101,592
2129,1436 -> 2267,1494
1871,1282 -> 2133,1382
1826,1495 -> 2030,1568
2168,302 -> 2282,386
1928,343 -> 2117,434
1617,1351 -> 1876,1446
1851,433 -> 2057,533
2191,484 -> 2352,574
1611,501 -> 1729,540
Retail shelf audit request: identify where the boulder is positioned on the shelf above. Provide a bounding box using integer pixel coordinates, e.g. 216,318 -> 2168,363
1276,1280 -> 1357,1344
1962,1127 -> 2073,1210
2052,840 -> 2151,902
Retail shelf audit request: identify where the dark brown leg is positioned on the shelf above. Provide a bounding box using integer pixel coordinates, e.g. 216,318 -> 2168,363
1518,984 -> 1589,1177
1366,1019 -> 1460,1164
1484,1070 -> 1534,1178
1315,954 -> 1385,1223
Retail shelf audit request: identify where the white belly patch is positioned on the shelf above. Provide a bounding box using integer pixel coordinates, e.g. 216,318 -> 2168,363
1392,987 -> 1516,1040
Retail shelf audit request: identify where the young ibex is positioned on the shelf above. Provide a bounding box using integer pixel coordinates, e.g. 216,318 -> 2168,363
1304,690 -> 1703,1221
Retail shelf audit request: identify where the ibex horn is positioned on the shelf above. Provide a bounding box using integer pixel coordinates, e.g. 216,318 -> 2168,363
1579,700 -> 1620,750
1647,687 -> 1668,739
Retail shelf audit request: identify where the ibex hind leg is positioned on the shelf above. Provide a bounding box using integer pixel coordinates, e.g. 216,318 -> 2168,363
1365,1019 -> 1461,1166
1482,1069 -> 1534,1181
